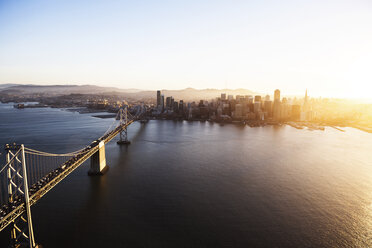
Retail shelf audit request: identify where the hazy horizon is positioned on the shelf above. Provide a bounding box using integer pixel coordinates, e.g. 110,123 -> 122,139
2,83 -> 372,102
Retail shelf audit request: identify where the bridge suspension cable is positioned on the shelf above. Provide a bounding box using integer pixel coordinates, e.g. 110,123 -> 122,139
101,111 -> 121,138
24,147 -> 88,157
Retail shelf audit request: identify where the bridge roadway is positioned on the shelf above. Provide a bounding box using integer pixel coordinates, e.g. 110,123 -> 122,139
0,120 -> 134,232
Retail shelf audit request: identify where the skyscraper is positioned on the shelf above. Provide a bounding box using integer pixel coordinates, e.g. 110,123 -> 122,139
234,104 -> 243,118
291,105 -> 301,120
274,89 -> 280,101
179,100 -> 184,113
273,89 -> 281,121
157,90 -> 161,107
254,102 -> 261,113
303,89 -> 309,112
264,100 -> 272,116
166,97 -> 171,108
161,94 -> 165,112
221,93 -> 226,101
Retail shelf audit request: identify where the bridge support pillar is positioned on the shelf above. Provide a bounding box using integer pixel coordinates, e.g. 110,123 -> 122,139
88,141 -> 109,176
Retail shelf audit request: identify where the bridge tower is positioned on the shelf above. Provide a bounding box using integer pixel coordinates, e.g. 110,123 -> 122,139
117,106 -> 131,145
5,144 -> 38,248
88,141 -> 109,175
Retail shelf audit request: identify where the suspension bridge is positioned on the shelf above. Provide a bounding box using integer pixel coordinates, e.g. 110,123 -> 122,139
0,105 -> 147,248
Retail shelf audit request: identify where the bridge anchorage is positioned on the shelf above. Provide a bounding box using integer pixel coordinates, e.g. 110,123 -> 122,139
0,104 -> 147,247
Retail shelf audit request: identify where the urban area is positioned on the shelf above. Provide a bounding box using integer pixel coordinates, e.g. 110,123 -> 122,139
2,85 -> 370,133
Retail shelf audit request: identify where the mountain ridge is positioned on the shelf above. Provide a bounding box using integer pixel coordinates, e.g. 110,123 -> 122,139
0,84 -> 258,101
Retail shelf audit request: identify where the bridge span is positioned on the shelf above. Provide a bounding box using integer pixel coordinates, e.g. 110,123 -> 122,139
0,105 -> 146,248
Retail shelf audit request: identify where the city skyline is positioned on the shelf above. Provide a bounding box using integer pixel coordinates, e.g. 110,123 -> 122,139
1,83 -> 371,102
1,0 -> 372,98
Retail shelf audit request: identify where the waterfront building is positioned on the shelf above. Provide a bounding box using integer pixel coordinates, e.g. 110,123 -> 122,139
222,103 -> 230,115
280,98 -> 291,121
303,89 -> 309,112
247,96 -> 254,104
264,100 -> 272,117
217,106 -> 223,117
199,106 -> 209,119
236,95 -> 244,102
254,102 -> 261,113
179,100 -> 184,113
307,110 -> 315,121
157,90 -> 161,107
257,111 -> 265,121
173,101 -> 179,113
221,93 -> 226,101
161,94 -> 165,112
234,104 -> 243,118
273,103 -> 281,120
273,89 -> 281,121
254,95 -> 261,102
300,89 -> 314,121
166,97 -> 171,108
241,98 -> 249,116
247,112 -> 256,120
301,110 -> 315,121
274,89 -> 280,101
292,105 -> 301,120
300,111 -> 306,121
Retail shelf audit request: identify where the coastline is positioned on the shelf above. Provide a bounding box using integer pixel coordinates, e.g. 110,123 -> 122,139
2,101 -> 371,134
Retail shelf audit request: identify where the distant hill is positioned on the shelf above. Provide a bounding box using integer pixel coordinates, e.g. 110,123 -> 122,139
0,84 -> 129,95
0,84 -> 258,101
0,84 -> 19,89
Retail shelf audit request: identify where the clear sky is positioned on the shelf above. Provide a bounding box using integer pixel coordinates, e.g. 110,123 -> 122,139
0,0 -> 371,98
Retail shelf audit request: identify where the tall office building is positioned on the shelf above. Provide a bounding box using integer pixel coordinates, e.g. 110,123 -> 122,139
254,102 -> 261,113
161,94 -> 165,112
179,100 -> 184,113
234,104 -> 243,118
301,89 -> 313,121
173,101 -> 179,112
157,90 -> 161,107
273,89 -> 281,121
303,89 -> 309,112
247,95 -> 254,104
292,105 -> 301,120
254,95 -> 261,102
221,93 -> 226,101
236,95 -> 244,102
274,89 -> 280,101
166,97 -> 171,108
264,100 -> 272,116
280,98 -> 290,121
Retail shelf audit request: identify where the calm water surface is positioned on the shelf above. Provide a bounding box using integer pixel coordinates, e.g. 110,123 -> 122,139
0,103 -> 371,247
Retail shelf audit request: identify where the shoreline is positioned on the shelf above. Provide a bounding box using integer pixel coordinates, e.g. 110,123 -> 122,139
2,102 -> 371,134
